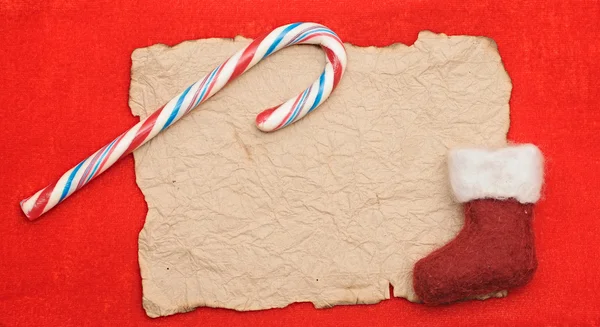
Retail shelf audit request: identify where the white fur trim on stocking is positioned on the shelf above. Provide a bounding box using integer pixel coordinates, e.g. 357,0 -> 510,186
448,144 -> 544,204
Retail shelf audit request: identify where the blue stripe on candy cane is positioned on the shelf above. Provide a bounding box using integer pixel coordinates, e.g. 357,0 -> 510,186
285,88 -> 309,127
85,138 -> 118,183
293,28 -> 338,44
263,22 -> 302,59
308,72 -> 326,113
59,159 -> 87,202
194,66 -> 220,106
299,29 -> 338,42
163,84 -> 193,130
289,26 -> 319,44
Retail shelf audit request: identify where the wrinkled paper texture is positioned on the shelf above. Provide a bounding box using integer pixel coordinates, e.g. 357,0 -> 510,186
130,31 -> 511,317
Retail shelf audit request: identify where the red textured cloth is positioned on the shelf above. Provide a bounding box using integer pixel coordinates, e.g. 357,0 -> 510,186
1,1 -> 599,326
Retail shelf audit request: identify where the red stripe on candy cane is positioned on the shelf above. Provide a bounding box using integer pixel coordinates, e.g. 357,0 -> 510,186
255,106 -> 279,126
124,106 -> 163,155
95,132 -> 127,176
274,92 -> 305,130
229,34 -> 267,81
24,181 -> 57,220
77,145 -> 107,190
325,48 -> 343,88
203,58 -> 229,100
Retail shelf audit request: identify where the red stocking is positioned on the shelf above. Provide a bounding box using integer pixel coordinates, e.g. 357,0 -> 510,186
413,144 -> 544,305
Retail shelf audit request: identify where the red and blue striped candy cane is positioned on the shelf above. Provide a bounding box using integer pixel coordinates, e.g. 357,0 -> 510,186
20,22 -> 347,221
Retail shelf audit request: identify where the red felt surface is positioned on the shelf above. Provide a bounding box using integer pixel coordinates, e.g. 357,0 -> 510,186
1,0 -> 599,326
414,199 -> 537,305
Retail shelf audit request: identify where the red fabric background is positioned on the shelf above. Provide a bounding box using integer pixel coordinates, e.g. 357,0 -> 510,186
1,0 -> 599,326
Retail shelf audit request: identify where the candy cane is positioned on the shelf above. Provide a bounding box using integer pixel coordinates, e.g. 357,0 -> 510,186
20,22 -> 347,220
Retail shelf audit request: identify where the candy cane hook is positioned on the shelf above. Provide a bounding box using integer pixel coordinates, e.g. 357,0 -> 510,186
20,22 -> 347,220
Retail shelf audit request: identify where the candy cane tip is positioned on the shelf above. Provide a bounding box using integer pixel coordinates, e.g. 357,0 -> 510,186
255,106 -> 278,132
20,200 -> 37,221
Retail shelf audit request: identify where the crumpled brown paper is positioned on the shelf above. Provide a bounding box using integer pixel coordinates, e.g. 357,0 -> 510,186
129,31 -> 511,318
